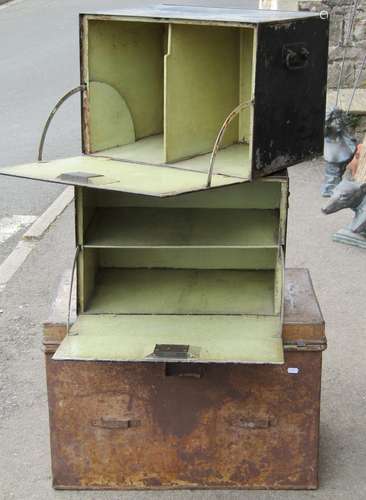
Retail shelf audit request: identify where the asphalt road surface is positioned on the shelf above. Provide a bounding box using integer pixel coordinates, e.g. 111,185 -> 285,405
0,1 -> 366,499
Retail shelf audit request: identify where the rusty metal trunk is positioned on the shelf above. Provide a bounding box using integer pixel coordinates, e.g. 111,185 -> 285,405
44,268 -> 326,490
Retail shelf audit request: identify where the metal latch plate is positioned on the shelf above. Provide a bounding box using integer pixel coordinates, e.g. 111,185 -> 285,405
57,171 -> 103,183
153,344 -> 190,359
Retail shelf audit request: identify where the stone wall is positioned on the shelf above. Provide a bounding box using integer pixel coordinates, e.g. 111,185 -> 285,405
300,0 -> 366,88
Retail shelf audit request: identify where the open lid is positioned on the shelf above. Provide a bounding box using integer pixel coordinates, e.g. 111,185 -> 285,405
0,74 -> 247,197
53,313 -> 284,364
0,82 -> 247,197
0,156 -> 244,197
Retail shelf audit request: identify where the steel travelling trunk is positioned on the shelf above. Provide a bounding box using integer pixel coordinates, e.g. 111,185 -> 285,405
44,268 -> 326,490
53,172 -> 288,365
0,5 -> 328,190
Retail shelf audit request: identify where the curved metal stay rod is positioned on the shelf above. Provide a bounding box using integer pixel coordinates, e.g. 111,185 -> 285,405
67,245 -> 80,336
206,100 -> 253,188
38,84 -> 86,162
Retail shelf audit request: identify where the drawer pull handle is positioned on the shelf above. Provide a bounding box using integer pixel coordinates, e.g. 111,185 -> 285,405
235,417 -> 274,430
92,417 -> 140,430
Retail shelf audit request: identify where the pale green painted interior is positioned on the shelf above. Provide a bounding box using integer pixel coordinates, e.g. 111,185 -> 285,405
53,314 -> 284,364
93,177 -> 285,209
94,135 -> 166,164
98,248 -> 277,270
0,156 -> 243,197
177,143 -> 249,178
239,29 -> 254,142
75,187 -> 94,247
75,178 -> 287,314
0,21 -> 255,195
88,82 -> 135,152
164,23 -> 240,162
86,19 -> 254,178
86,268 -> 275,315
88,20 -> 165,141
78,244 -> 98,312
85,177 -> 288,247
94,136 -> 251,179
274,247 -> 285,315
66,177 -> 288,364
85,208 -> 279,248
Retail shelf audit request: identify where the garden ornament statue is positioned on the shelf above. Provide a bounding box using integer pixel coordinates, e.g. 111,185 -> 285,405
321,0 -> 364,197
322,107 -> 357,197
322,139 -> 366,248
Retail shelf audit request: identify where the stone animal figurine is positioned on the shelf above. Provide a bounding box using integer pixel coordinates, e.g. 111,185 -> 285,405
322,143 -> 366,248
322,107 -> 357,197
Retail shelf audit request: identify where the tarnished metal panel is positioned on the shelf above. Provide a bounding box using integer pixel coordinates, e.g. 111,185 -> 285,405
46,351 -> 322,490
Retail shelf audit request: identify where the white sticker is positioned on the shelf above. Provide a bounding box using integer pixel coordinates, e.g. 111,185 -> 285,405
288,367 -> 300,375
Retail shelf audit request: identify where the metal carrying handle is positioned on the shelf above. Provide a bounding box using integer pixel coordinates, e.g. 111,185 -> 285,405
66,246 -> 80,336
38,84 -> 86,162
206,100 -> 253,188
284,47 -> 310,71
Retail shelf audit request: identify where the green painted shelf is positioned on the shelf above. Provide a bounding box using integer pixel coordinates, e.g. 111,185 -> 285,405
54,314 -> 283,364
84,207 -> 279,248
95,135 -> 251,179
86,268 -> 276,315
